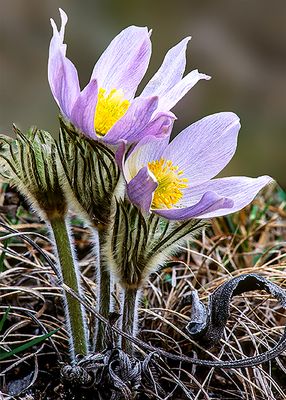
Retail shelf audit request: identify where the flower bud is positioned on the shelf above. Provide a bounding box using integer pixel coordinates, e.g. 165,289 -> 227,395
104,199 -> 206,289
57,119 -> 121,227
0,126 -> 67,220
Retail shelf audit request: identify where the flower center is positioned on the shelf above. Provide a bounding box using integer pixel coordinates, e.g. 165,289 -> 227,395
148,158 -> 189,209
94,88 -> 130,136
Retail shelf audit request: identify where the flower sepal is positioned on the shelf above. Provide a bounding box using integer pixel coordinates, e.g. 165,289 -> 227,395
57,118 -> 121,227
104,199 -> 206,289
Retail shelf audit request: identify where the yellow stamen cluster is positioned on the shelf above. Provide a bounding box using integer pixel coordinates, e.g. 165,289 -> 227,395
94,88 -> 130,136
148,158 -> 189,209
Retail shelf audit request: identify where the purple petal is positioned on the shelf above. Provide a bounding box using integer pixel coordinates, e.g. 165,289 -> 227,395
155,191 -> 234,220
127,167 -> 158,212
115,111 -> 174,147
140,112 -> 175,139
158,69 -> 211,111
115,140 -> 127,171
91,26 -> 151,99
162,112 -> 241,186
124,135 -> 169,182
48,9 -> 80,118
141,37 -> 191,98
180,175 -> 273,218
70,79 -> 98,139
49,8 -> 67,56
103,96 -> 158,145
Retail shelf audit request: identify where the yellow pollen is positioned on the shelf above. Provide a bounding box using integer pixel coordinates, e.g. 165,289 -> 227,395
94,88 -> 130,136
148,158 -> 189,209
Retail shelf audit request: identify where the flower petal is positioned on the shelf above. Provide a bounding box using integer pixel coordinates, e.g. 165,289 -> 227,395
103,96 -> 158,145
91,26 -> 151,99
141,37 -> 191,98
180,175 -> 273,218
48,9 -> 80,118
162,112 -> 241,186
70,79 -> 98,139
127,167 -> 158,212
114,111 -> 174,148
115,140 -> 127,171
155,191 -> 234,220
125,135 -> 169,182
157,69 -> 211,111
141,111 -> 175,139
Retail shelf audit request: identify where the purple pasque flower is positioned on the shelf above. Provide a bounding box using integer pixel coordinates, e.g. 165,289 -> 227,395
121,112 -> 272,220
48,9 -> 210,145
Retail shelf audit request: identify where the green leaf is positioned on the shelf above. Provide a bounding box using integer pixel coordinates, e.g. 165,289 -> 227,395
225,214 -> 236,233
277,187 -> 286,203
0,328 -> 59,361
249,204 -> 259,221
164,273 -> 172,284
0,306 -> 11,332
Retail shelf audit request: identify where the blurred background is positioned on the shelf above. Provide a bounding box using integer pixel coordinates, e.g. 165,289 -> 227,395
0,0 -> 285,187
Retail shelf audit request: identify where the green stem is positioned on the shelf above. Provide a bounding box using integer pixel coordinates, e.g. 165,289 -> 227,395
93,227 -> 111,351
50,216 -> 88,362
121,287 -> 138,355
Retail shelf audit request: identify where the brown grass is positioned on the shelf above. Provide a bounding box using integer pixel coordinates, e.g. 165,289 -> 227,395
0,183 -> 285,399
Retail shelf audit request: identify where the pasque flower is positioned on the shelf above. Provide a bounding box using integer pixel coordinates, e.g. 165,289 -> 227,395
48,9 -> 210,145
122,112 -> 272,219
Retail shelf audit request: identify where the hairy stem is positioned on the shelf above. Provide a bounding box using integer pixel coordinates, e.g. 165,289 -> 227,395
50,216 -> 88,362
93,227 -> 111,351
121,287 -> 138,355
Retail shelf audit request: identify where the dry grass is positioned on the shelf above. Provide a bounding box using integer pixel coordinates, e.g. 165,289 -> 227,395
0,183 -> 285,399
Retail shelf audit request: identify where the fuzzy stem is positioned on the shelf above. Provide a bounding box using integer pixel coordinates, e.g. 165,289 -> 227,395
121,287 -> 138,355
94,227 -> 111,351
50,216 -> 88,362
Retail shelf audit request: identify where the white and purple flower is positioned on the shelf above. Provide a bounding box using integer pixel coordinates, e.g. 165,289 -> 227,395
121,112 -> 272,220
48,9 -> 210,145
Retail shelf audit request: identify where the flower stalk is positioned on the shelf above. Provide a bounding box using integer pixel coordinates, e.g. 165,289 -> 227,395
93,227 -> 111,351
121,287 -> 138,355
50,216 -> 88,360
